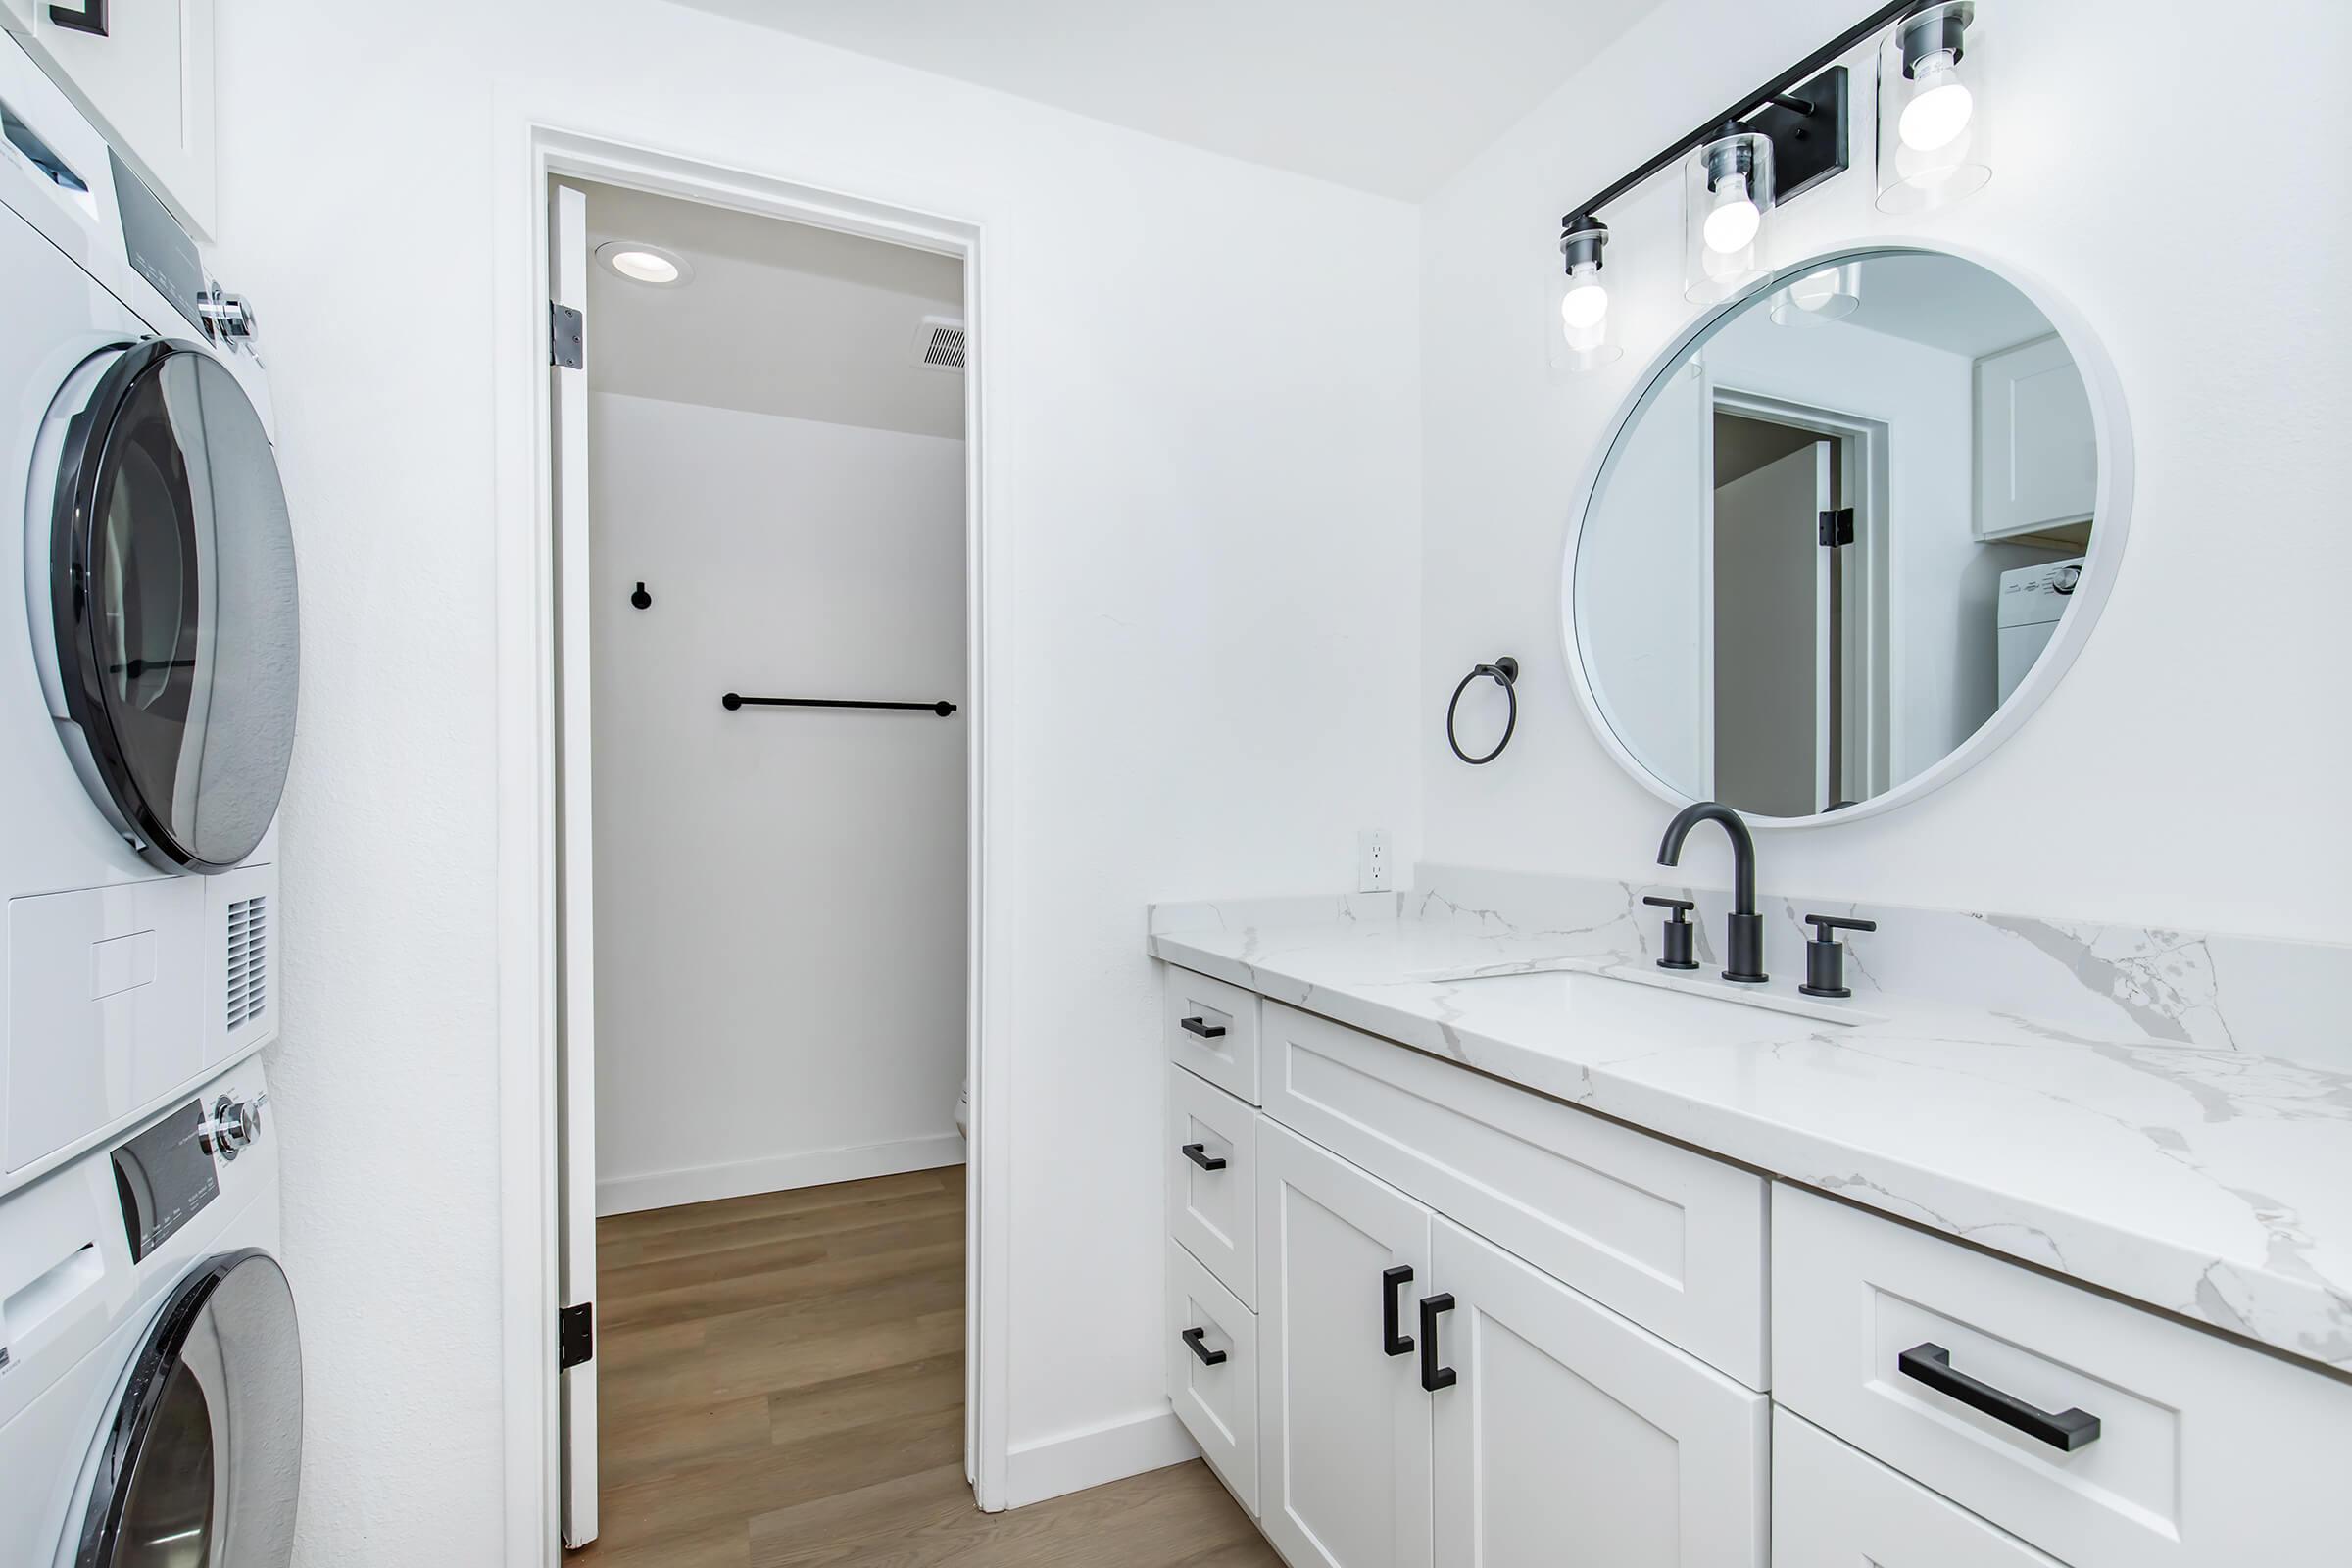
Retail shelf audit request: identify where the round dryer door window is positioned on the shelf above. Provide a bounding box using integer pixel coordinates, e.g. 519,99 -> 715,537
74,1250 -> 302,1568
50,341 -> 299,873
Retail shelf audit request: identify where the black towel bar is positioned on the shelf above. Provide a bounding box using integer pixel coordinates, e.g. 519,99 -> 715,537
722,693 -> 957,716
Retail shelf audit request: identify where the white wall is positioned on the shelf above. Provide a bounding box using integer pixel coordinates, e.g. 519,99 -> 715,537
587,392 -> 967,1214
212,2 -> 1421,1557
1421,0 -> 2352,941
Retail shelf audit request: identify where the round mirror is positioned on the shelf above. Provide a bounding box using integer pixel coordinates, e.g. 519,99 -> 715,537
1567,247 -> 2127,823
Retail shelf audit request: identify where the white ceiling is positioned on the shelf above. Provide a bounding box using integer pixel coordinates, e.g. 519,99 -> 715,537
675,0 -> 1668,200
1842,253 -> 2054,360
583,181 -> 966,438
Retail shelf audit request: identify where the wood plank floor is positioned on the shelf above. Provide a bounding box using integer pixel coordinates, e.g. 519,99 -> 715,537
570,1165 -> 1278,1567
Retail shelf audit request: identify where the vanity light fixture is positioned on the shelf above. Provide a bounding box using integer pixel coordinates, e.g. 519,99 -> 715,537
594,240 -> 693,287
1876,1 -> 1990,212
1553,215 -> 1623,370
1547,1 -> 1978,359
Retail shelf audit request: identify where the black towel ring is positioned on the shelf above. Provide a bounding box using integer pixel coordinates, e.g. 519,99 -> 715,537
1447,656 -> 1520,765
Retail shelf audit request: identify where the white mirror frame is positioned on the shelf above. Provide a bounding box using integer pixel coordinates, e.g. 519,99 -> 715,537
1559,240 -> 2135,828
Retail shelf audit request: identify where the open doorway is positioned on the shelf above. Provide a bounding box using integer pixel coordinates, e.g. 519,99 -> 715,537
550,177 -> 972,1556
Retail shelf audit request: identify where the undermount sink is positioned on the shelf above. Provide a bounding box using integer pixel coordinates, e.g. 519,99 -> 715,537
1424,962 -> 1877,1042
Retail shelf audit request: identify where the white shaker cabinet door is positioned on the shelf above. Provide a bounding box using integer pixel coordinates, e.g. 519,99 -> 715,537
1975,333 -> 2095,539
1256,1121 -> 1434,1568
1430,1216 -> 1767,1568
12,0 -> 217,235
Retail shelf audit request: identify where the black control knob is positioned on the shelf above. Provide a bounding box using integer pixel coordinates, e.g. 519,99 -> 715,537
1643,896 -> 1700,972
1798,915 -> 1877,999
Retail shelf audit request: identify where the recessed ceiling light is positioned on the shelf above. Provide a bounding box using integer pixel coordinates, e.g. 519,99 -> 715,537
595,240 -> 692,287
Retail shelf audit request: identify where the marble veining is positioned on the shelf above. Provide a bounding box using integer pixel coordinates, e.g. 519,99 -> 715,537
1148,867 -> 2352,1374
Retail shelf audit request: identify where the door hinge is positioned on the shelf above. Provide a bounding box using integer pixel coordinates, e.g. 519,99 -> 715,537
1818,507 -> 1855,548
549,302 -> 584,369
557,1301 -> 594,1370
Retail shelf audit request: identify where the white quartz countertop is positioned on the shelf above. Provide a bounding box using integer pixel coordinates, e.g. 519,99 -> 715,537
1149,897 -> 2352,1376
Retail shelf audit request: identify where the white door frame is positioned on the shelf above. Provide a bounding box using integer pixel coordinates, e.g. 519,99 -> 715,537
491,122 -> 1004,1566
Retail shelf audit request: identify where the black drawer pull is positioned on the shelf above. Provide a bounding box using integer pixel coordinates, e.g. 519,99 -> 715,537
1181,1143 -> 1227,1171
1418,1294 -> 1456,1391
1897,1343 -> 2101,1451
1182,1327 -> 1227,1366
1180,1016 -> 1227,1039
1383,1266 -> 1416,1356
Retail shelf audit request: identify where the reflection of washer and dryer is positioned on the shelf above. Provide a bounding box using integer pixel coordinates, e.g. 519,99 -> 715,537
0,32 -> 303,1565
1995,556 -> 2084,705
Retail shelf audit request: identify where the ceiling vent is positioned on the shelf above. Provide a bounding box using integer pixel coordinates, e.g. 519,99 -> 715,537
912,315 -> 967,372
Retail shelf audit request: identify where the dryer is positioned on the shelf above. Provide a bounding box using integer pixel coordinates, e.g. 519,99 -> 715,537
0,1058 -> 299,1566
0,38 -> 295,1194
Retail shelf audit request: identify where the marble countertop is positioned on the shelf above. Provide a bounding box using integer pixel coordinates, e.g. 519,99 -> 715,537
1149,892 -> 2352,1376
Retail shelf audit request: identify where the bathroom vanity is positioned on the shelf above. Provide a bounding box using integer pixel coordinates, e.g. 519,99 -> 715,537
1151,872 -> 2352,1566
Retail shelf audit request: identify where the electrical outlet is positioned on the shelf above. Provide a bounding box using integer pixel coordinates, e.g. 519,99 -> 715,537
1356,828 -> 1393,892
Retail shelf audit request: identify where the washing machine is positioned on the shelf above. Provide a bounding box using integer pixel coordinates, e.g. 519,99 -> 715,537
1994,555 -> 2084,706
0,37 -> 295,1197
0,1057 -> 298,1566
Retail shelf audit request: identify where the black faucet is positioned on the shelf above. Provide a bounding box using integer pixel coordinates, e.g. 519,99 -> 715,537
1656,802 -> 1767,984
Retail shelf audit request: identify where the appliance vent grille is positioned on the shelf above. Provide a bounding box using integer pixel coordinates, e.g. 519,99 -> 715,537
226,896 -> 268,1031
913,317 -> 966,371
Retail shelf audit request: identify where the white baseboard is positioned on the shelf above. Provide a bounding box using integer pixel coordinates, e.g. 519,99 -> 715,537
1003,1405 -> 1200,1510
596,1133 -> 966,1216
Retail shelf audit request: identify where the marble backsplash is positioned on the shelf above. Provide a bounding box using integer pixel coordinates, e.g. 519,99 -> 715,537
1151,864 -> 2352,1074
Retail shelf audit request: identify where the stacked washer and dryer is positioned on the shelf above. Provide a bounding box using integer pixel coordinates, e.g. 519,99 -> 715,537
0,33 -> 303,1568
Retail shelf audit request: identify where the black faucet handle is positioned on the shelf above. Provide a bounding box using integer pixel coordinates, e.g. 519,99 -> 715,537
1799,913 -> 1876,998
1804,913 -> 1878,937
1646,896 -> 1700,971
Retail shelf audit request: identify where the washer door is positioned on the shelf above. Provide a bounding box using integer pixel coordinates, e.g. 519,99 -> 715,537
49,340 -> 299,873
74,1250 -> 302,1568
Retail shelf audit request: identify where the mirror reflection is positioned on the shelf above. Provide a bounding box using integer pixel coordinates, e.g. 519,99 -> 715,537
1574,250 -> 2097,818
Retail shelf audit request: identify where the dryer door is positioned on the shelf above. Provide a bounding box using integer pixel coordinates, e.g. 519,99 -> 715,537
73,1250 -> 302,1568
46,340 -> 299,873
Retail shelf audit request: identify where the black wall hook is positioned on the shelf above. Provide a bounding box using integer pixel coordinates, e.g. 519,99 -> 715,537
1446,656 -> 1519,765
629,581 -> 652,609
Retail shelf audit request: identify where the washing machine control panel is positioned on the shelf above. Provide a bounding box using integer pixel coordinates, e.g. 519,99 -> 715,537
112,1101 -> 220,1262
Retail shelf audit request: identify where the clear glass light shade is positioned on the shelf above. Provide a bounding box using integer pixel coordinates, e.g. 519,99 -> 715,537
1769,261 -> 1863,327
1877,2 -> 1990,213
1548,256 -> 1622,371
1684,130 -> 1774,304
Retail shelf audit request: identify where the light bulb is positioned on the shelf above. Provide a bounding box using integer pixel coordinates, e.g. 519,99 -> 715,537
1899,51 -> 1974,151
611,249 -> 681,283
1702,174 -> 1761,255
1560,270 -> 1608,334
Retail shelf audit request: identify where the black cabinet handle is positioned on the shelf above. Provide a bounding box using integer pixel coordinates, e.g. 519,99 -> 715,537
1897,1343 -> 2100,1451
1180,1016 -> 1227,1040
1182,1327 -> 1227,1367
1383,1266 -> 1416,1356
1418,1294 -> 1456,1391
1181,1142 -> 1227,1171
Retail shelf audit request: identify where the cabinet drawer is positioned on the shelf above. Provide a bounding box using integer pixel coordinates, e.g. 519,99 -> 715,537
1774,1185 -> 2352,1568
1167,1236 -> 1258,1514
1260,1002 -> 1768,1388
1164,966 -> 1261,1103
1776,1408 -> 2063,1566
1166,1063 -> 1258,1306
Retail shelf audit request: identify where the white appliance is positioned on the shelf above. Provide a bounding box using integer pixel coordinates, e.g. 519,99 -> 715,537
0,1058 -> 299,1567
0,39 -> 294,1195
1995,555 -> 2084,705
